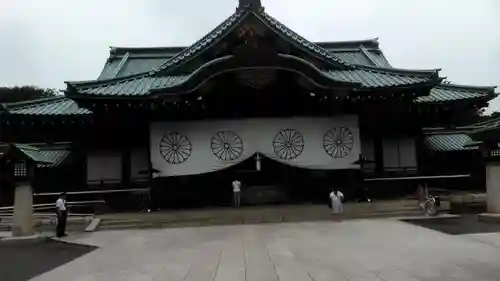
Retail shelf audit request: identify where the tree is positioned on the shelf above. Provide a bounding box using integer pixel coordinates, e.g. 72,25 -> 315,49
0,86 -> 59,103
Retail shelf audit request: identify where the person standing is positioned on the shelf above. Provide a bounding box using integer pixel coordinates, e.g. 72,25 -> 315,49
55,192 -> 68,237
329,189 -> 344,222
232,179 -> 241,207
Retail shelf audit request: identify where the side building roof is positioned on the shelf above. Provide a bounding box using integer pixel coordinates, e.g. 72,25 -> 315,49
0,142 -> 73,168
423,117 -> 500,152
424,131 -> 478,152
1,96 -> 92,116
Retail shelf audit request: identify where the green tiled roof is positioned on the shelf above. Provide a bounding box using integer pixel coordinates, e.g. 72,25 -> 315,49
67,4 -> 442,97
325,67 -> 438,88
416,84 -> 496,103
3,143 -> 72,168
62,2 -> 493,104
11,144 -> 55,164
37,148 -> 71,168
3,96 -> 92,116
424,133 -> 478,152
71,75 -> 188,97
98,40 -> 391,80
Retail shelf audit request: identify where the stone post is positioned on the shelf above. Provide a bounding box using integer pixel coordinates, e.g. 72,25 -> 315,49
479,162 -> 500,222
486,162 -> 500,213
11,183 -> 34,237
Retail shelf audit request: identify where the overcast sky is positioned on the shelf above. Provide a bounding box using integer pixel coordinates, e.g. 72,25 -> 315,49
1,0 -> 499,111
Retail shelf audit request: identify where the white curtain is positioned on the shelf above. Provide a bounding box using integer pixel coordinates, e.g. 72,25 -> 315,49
150,116 -> 360,177
86,151 -> 122,183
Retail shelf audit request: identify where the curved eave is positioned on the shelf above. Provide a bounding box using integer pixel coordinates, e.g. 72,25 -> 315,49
150,54 -> 361,97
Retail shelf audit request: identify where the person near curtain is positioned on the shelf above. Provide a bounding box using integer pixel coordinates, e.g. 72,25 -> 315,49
232,179 -> 241,207
329,188 -> 344,222
55,192 -> 68,237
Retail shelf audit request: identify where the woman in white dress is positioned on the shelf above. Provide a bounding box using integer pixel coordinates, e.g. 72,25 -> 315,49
329,189 -> 344,222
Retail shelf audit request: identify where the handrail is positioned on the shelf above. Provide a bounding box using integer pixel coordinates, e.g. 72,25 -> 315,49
0,200 -> 106,212
33,188 -> 150,197
364,174 -> 471,182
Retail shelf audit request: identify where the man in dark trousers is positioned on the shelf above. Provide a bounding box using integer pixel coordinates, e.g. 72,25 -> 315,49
232,179 -> 241,207
55,192 -> 68,237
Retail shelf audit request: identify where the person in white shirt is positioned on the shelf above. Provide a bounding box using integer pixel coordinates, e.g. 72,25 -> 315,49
329,189 -> 344,222
232,180 -> 241,207
55,192 -> 68,237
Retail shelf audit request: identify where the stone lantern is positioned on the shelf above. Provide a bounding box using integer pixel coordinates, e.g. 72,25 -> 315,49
0,144 -> 54,236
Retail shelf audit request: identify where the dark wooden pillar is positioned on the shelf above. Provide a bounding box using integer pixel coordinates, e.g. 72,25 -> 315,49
121,147 -> 131,188
374,135 -> 383,174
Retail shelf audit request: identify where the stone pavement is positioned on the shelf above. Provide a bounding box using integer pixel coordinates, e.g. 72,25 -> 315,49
32,219 -> 500,281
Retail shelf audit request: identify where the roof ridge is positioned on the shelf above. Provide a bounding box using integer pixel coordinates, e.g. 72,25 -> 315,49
110,46 -> 185,55
437,83 -> 497,91
352,65 -> 440,77
66,72 -> 151,87
423,130 -> 475,135
110,52 -> 130,78
2,96 -> 66,109
109,39 -> 381,53
315,38 -> 379,47
358,45 -> 378,66
256,10 -> 351,69
153,8 -> 250,74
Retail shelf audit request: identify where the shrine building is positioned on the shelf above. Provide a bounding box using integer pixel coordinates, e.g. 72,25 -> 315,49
0,0 -> 497,208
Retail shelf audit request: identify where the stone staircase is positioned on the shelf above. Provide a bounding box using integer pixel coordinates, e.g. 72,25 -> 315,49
96,200 -> 448,231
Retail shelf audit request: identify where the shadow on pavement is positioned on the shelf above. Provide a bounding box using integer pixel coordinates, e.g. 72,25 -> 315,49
402,215 -> 500,235
0,239 -> 97,281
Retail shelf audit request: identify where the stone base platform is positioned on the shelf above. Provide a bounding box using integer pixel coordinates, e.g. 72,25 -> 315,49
478,213 -> 500,223
96,200 -> 451,231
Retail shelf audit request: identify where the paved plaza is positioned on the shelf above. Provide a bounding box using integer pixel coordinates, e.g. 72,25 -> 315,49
31,219 -> 500,281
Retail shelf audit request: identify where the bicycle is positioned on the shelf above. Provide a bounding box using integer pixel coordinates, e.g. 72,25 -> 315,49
420,195 -> 438,216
